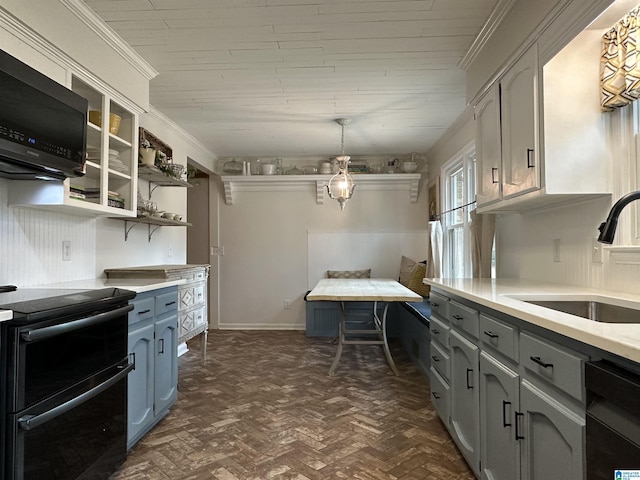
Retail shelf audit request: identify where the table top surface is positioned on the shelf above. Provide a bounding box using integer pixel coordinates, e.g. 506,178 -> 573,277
307,278 -> 423,302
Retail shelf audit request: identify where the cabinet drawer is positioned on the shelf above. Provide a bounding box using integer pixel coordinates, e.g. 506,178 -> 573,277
430,316 -> 450,349
449,300 -> 479,339
193,283 -> 205,306
520,332 -> 586,401
179,285 -> 196,309
429,291 -> 449,321
178,305 -> 207,342
430,340 -> 450,381
480,314 -> 518,362
155,291 -> 178,316
194,270 -> 207,281
430,366 -> 450,427
129,297 -> 154,325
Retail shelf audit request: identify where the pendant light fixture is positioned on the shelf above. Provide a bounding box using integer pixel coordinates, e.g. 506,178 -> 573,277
325,118 -> 356,210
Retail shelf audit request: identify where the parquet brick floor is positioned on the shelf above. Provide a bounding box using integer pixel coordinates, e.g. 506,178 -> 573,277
111,330 -> 475,480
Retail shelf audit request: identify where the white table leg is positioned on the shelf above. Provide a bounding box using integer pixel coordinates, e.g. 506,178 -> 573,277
379,302 -> 399,376
328,301 -> 346,375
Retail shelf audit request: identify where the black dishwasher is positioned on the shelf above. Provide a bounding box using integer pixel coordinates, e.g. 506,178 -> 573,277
586,360 -> 640,479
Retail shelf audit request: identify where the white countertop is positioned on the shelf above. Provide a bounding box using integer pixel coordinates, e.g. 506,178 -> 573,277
425,278 -> 640,364
0,310 -> 12,322
29,278 -> 186,294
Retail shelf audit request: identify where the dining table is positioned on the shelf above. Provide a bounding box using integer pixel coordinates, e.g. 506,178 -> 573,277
306,278 -> 422,375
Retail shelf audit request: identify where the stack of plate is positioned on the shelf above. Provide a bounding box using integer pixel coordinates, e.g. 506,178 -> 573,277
86,148 -> 102,164
109,150 -> 129,174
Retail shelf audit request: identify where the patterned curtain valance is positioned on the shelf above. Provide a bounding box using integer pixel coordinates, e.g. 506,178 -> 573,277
601,8 -> 640,111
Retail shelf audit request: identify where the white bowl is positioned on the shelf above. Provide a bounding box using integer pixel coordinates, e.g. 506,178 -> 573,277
403,162 -> 418,173
261,163 -> 277,175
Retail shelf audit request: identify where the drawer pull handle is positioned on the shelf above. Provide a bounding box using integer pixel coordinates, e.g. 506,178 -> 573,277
165,301 -> 176,306
502,400 -> 512,427
515,411 -> 525,440
466,368 -> 474,389
453,315 -> 464,321
530,356 -> 553,369
138,309 -> 151,315
484,330 -> 499,339
431,355 -> 440,363
432,329 -> 439,335
432,392 -> 440,400
430,302 -> 439,307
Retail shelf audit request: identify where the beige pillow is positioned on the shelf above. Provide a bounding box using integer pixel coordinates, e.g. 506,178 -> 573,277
407,263 -> 430,297
399,255 -> 417,286
327,269 -> 371,279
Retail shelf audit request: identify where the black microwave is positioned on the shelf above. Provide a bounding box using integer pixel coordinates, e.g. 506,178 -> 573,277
0,49 -> 87,181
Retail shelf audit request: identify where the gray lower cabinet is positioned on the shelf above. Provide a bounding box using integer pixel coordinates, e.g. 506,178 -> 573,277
127,286 -> 178,449
430,288 -> 587,480
479,351 -> 520,480
449,329 -> 480,475
519,380 -> 585,480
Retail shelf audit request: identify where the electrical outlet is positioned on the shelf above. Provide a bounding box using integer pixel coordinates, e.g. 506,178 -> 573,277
592,237 -> 604,264
62,241 -> 71,261
284,299 -> 291,309
553,239 -> 561,262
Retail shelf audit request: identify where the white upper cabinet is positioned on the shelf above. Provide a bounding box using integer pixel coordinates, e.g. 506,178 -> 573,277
475,45 -> 541,211
472,0 -> 616,214
500,46 -> 540,200
475,84 -> 502,206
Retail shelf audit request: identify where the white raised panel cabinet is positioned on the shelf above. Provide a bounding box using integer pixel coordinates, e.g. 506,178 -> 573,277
475,84 -> 502,206
500,45 -> 540,200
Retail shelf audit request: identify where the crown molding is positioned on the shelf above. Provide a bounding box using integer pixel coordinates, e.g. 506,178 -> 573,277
459,0 -> 518,71
60,0 -> 158,81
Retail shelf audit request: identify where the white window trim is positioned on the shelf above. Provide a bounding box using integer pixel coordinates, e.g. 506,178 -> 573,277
441,142 -> 476,278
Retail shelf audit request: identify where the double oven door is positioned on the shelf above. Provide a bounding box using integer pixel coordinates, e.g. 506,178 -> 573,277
1,301 -> 133,480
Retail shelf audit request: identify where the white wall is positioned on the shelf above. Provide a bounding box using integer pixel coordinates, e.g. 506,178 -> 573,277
217,183 -> 430,329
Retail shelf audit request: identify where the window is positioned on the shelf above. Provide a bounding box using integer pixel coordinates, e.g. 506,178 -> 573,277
441,144 -> 476,278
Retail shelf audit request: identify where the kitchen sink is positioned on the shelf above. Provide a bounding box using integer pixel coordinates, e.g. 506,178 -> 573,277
522,299 -> 640,324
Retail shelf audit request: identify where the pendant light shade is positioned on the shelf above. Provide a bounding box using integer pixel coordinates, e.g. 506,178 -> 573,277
325,118 -> 356,210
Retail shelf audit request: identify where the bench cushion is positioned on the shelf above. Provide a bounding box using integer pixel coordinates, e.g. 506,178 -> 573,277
401,297 -> 431,327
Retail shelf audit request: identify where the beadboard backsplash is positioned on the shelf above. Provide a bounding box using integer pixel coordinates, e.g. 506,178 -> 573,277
0,179 -> 97,287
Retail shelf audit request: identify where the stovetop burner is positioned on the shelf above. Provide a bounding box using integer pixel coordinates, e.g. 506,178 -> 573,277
0,287 -> 136,323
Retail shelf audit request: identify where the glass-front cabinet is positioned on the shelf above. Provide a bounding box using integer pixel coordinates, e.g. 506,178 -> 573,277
69,76 -> 138,215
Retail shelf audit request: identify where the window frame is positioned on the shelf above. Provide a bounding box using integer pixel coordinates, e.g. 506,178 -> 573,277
441,142 -> 476,278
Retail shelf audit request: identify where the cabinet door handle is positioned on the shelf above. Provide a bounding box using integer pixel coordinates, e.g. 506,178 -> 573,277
529,356 -> 553,368
158,338 -> 165,354
432,392 -> 440,400
453,315 -> 464,321
502,400 -> 512,427
527,148 -> 535,168
138,309 -> 151,315
515,411 -> 525,440
491,167 -> 499,183
466,368 -> 474,389
431,355 -> 440,363
483,330 -> 499,339
129,352 -> 136,370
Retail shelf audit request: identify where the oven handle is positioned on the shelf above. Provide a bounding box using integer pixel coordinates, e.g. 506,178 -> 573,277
17,361 -> 134,431
20,304 -> 134,342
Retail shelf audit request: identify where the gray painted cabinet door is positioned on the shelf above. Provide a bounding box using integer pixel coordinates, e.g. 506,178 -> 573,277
480,352 -> 520,480
519,380 -> 585,480
450,329 -> 480,475
154,313 -> 179,414
128,321 -> 155,446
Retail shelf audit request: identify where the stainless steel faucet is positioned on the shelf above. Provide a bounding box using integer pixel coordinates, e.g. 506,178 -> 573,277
597,190 -> 640,244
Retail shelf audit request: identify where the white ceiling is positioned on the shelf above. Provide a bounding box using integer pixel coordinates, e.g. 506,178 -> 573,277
84,0 -> 499,158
